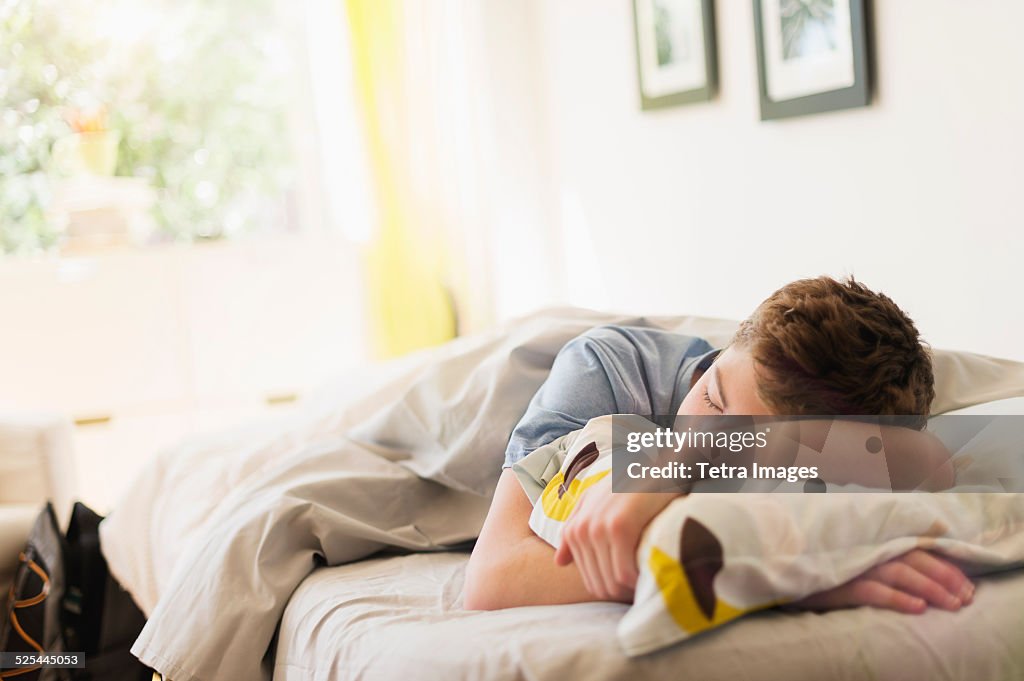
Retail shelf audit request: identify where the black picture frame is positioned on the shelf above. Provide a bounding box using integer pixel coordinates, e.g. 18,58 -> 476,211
753,0 -> 870,120
633,0 -> 718,110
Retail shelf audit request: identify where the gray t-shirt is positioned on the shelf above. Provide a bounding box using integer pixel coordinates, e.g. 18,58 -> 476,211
503,325 -> 719,468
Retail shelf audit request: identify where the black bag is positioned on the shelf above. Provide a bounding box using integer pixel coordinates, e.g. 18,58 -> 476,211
1,502 -> 152,681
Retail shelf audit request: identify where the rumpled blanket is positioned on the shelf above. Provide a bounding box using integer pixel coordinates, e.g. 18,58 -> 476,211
102,309 -> 726,681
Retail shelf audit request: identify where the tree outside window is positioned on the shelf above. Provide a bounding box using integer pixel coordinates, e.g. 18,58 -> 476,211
0,0 -> 295,254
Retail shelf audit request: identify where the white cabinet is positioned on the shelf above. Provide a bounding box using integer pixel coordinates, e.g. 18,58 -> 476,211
0,251 -> 191,415
72,412 -> 193,513
0,235 -> 369,512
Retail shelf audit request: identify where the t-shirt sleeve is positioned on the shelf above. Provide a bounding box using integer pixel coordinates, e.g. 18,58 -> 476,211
503,325 -> 667,468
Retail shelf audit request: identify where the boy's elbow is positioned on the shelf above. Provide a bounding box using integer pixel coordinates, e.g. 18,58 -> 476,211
462,580 -> 498,611
462,553 -> 509,610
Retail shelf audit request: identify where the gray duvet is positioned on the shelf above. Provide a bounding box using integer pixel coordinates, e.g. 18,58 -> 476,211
105,309 -> 708,681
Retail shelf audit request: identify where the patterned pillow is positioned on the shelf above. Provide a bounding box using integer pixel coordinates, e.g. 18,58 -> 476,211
512,414 -> 1024,655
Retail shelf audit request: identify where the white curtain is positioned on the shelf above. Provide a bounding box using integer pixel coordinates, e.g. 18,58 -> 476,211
300,0 -> 563,335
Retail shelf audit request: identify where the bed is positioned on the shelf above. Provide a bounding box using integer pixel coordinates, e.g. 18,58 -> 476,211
273,551 -> 1024,681
98,309 -> 1024,681
274,396 -> 1024,681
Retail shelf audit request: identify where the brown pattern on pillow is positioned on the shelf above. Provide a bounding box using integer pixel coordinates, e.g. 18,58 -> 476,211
680,518 -> 724,621
558,441 -> 600,499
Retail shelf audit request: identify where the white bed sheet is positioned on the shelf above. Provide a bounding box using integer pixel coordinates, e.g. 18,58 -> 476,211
274,552 -> 1024,681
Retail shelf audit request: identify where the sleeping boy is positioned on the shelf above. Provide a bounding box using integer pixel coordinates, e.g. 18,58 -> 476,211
464,276 -> 974,614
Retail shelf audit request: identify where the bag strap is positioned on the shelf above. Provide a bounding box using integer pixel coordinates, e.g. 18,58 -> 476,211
1,552 -> 49,679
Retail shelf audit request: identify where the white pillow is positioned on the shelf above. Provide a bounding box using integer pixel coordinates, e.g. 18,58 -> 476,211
944,396 -> 1024,415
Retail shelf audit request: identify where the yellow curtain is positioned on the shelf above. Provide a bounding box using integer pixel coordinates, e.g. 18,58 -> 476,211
344,0 -> 457,358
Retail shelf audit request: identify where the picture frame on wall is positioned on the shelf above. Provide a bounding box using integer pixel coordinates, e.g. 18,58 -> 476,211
633,0 -> 718,110
753,0 -> 870,120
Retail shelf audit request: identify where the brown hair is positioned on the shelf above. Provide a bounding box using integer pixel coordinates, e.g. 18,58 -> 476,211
732,276 -> 935,428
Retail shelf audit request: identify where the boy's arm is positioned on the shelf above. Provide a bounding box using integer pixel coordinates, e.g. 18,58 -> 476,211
467,469 -> 974,613
463,469 -> 628,610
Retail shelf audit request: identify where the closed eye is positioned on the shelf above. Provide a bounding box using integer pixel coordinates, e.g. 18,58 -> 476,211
702,386 -> 723,413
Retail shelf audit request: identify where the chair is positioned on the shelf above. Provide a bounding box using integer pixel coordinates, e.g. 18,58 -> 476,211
0,412 -> 78,610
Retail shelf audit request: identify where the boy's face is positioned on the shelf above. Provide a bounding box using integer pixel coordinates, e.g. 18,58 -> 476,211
678,346 -> 773,417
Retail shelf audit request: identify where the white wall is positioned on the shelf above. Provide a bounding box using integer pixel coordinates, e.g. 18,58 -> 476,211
518,0 -> 1024,360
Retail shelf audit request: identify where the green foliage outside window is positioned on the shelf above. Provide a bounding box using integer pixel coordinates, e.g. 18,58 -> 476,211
0,0 -> 294,254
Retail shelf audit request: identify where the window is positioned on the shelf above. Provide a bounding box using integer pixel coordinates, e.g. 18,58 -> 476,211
0,0 -> 296,253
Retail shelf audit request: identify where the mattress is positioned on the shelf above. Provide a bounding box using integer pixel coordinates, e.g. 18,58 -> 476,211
273,551 -> 1024,681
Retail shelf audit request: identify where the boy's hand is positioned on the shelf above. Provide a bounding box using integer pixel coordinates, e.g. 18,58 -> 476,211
792,549 -> 975,613
553,476 -> 679,602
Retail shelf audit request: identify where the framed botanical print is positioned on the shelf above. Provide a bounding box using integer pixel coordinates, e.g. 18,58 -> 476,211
753,0 -> 870,120
633,0 -> 718,110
